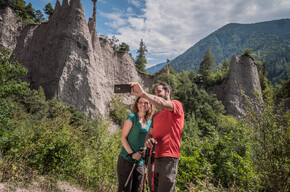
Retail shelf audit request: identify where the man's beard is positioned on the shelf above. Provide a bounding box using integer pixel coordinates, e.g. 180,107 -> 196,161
157,93 -> 168,100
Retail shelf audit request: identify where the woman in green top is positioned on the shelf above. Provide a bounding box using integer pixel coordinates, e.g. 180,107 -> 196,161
117,97 -> 154,192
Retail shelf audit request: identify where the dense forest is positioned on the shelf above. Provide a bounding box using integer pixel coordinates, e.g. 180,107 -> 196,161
1,47 -> 289,191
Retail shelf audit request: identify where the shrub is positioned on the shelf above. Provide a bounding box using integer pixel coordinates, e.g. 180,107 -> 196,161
0,49 -> 29,98
243,94 -> 289,191
0,99 -> 121,191
109,95 -> 129,125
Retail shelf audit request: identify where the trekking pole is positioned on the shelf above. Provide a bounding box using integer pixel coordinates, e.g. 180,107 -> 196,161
142,147 -> 151,192
151,143 -> 156,192
122,148 -> 144,192
122,159 -> 137,192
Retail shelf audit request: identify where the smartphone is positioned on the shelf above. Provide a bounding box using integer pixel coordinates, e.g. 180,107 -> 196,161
114,84 -> 131,93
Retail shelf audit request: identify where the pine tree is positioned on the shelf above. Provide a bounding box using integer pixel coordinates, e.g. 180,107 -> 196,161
43,3 -> 54,19
222,58 -> 230,70
14,0 -> 26,19
198,47 -> 215,76
135,39 -> 148,72
35,9 -> 45,24
25,3 -> 35,20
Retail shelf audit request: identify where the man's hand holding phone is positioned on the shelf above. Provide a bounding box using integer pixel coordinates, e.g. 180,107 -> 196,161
128,82 -> 145,97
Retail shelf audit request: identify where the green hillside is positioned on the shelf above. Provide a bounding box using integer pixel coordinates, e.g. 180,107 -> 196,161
170,19 -> 290,82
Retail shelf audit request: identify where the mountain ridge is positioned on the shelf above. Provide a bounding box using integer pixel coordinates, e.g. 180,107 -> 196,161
146,61 -> 166,74
147,18 -> 290,82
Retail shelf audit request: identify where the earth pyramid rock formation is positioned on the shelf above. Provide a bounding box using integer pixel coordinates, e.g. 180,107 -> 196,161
211,54 -> 262,116
13,0 -> 142,117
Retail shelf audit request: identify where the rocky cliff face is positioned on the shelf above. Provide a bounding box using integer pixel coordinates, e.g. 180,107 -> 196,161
1,0 -> 152,117
0,7 -> 23,51
210,55 -> 262,117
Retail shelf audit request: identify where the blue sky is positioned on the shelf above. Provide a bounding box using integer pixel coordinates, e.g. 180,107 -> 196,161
24,0 -> 290,68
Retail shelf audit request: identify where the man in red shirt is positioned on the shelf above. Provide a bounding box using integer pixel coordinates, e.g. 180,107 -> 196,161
129,81 -> 184,192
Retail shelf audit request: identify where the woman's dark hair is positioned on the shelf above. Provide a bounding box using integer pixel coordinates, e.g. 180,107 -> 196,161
132,97 -> 154,121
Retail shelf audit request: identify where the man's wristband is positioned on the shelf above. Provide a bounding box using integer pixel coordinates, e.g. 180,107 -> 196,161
126,152 -> 134,158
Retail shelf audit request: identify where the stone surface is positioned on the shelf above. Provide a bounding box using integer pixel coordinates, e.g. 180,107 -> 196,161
0,7 -> 23,51
210,55 -> 262,116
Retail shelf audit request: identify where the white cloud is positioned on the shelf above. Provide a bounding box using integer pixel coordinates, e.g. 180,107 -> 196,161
128,18 -> 145,30
104,0 -> 290,65
128,0 -> 143,8
100,11 -> 127,28
127,7 -> 134,15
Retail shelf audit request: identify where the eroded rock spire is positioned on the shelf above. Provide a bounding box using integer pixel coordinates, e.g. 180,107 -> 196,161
88,0 -> 97,32
93,0 -> 97,23
88,0 -> 98,49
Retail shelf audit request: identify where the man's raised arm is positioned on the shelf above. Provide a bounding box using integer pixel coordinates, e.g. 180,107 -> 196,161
128,82 -> 173,111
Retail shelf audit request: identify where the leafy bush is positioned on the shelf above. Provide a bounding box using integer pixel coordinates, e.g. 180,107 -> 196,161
177,114 -> 257,191
0,97 -> 121,191
185,177 -> 241,192
0,49 -> 29,98
109,94 -> 129,125
243,94 -> 289,191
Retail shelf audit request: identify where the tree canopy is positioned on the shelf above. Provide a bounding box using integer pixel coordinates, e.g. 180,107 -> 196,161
118,42 -> 130,53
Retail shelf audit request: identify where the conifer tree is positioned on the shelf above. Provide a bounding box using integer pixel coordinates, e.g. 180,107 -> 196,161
222,58 -> 230,70
198,47 -> 215,76
43,3 -> 54,19
135,39 -> 148,72
25,2 -> 35,19
35,9 -> 45,24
